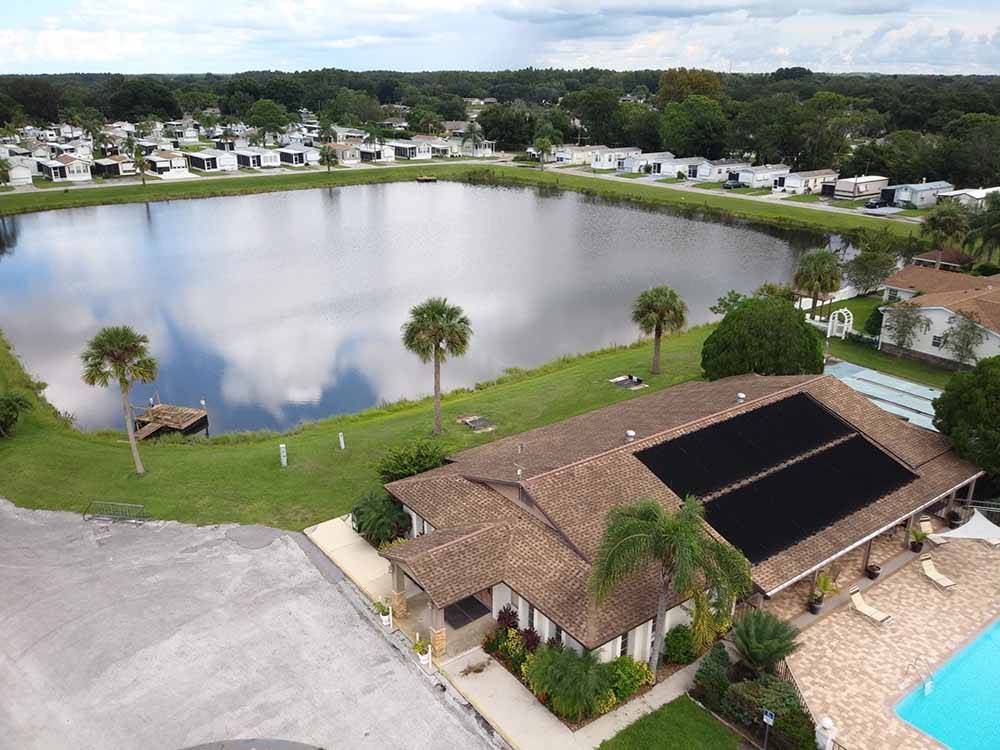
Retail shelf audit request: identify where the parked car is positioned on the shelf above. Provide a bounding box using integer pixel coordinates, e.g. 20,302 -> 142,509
864,198 -> 888,209
721,180 -> 743,190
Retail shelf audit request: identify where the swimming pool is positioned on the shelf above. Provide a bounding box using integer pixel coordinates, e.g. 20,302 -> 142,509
896,617 -> 1000,749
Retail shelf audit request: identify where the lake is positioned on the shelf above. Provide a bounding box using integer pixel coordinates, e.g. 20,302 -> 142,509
0,182 -> 827,433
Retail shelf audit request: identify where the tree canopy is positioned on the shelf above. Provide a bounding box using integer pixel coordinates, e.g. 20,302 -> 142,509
701,297 -> 824,380
933,356 -> 1000,474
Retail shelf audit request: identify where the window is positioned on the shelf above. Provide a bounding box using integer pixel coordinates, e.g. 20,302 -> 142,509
527,603 -> 535,630
510,591 -> 520,609
554,625 -> 563,643
619,630 -> 629,657
887,289 -> 900,302
932,335 -> 943,348
687,165 -> 698,178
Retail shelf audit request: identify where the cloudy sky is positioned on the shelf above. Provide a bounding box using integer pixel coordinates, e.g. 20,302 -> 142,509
3,0 -> 999,75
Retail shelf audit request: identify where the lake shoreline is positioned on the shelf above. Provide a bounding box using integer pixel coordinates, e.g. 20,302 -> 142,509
0,163 -> 920,240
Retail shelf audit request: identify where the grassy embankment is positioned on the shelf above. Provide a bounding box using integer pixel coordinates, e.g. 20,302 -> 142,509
2,163 -> 918,239
0,327 -> 713,530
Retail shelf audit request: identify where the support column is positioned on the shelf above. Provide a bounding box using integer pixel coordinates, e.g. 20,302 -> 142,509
861,539 -> 873,572
430,605 -> 447,658
391,563 -> 408,618
904,514 -> 916,550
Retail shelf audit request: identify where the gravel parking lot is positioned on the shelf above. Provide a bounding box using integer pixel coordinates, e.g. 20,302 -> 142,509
0,500 -> 492,750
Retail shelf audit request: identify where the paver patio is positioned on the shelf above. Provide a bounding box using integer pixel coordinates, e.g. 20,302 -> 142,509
786,539 -> 1000,750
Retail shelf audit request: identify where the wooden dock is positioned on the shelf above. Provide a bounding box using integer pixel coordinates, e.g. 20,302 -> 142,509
134,403 -> 209,440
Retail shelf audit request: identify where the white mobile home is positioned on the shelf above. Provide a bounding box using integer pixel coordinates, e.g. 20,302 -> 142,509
6,164 -> 31,186
92,155 -> 137,178
456,138 -> 496,158
553,145 -> 600,165
697,158 -> 751,182
737,164 -> 790,189
146,150 -> 189,177
834,175 -> 888,200
330,143 -> 361,165
774,169 -> 839,195
937,186 -> 1000,211
185,149 -> 238,172
590,146 -> 642,171
619,151 -> 677,175
38,155 -> 91,182
278,146 -> 319,166
359,144 -> 396,163
388,140 -> 433,160
234,147 -> 281,169
883,181 -> 954,209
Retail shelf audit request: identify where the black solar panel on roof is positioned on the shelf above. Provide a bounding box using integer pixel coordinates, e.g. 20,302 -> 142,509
635,393 -> 854,499
703,435 -> 917,564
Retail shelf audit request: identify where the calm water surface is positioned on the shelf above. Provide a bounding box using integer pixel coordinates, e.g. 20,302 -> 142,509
0,183 -> 824,432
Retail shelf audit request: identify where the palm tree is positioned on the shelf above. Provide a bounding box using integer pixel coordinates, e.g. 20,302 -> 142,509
401,297 -> 472,435
793,250 -> 841,319
632,286 -> 687,375
964,193 -> 1000,264
590,498 -> 751,672
133,145 -> 147,186
364,123 -> 385,148
922,201 -> 971,268
81,326 -> 158,476
731,609 -> 800,675
319,144 -> 338,172
533,136 -> 553,170
461,121 -> 485,156
0,158 -> 10,187
318,118 -> 335,144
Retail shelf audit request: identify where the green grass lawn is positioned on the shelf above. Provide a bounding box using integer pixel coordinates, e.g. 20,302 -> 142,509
598,695 -> 741,750
0,327 -> 713,530
897,207 -> 932,217
656,177 -> 683,184
693,181 -> 724,190
830,197 -> 868,209
817,295 -> 882,328
616,172 -> 648,179
30,176 -> 69,189
0,186 -> 13,193
731,187 -> 771,196
827,338 -> 954,389
784,193 -> 822,203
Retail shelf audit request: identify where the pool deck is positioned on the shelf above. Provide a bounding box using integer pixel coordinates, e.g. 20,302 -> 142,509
786,539 -> 1000,750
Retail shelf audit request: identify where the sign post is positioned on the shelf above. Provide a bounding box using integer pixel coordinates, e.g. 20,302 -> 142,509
762,708 -> 775,749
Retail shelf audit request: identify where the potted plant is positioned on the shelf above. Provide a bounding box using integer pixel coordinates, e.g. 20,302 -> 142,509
910,528 -> 928,553
808,571 -> 838,614
413,636 -> 432,667
866,563 -> 882,580
947,509 -> 964,529
373,599 -> 391,628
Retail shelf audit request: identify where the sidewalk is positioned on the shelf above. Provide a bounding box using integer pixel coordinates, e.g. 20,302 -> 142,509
439,647 -> 701,750
303,515 -> 392,601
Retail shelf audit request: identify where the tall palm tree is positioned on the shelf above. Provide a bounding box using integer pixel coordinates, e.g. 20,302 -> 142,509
81,326 -> 158,476
401,297 -> 472,435
364,123 -> 385,148
319,144 -> 337,172
632,285 -> 687,375
461,121 -> 485,155
533,136 -> 553,170
591,498 -> 751,672
964,193 -> 1000,264
922,201 -> 971,268
133,145 -> 147,186
793,250 -> 841,319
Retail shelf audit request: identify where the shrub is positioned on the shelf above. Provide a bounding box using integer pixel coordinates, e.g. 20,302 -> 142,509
701,297 -> 823,380
372,600 -> 389,616
609,655 -> 655,702
545,636 -> 565,651
973,262 -> 1000,277
863,307 -> 883,336
520,627 -> 542,653
499,628 -> 527,672
774,708 -> 817,750
594,689 -> 618,715
496,603 -> 519,630
376,439 -> 448,483
722,675 -> 802,728
731,610 -> 801,675
664,624 -> 696,664
692,642 -> 732,712
412,637 -> 430,656
351,490 -> 411,546
525,645 -> 613,721
482,628 -> 500,655
0,392 -> 31,437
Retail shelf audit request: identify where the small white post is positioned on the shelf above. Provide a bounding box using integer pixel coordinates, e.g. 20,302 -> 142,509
338,431 -> 345,450
279,443 -> 288,468
388,605 -> 393,631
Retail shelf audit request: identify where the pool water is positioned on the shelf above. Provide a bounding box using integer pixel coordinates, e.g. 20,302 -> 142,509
896,618 -> 1000,749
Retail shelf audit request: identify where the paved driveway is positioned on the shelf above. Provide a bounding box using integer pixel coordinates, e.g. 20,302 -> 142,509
0,500 -> 492,750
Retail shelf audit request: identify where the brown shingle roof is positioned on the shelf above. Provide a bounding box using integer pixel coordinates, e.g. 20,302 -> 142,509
383,375 -> 979,648
913,249 -> 975,268
883,265 -> 991,294
898,285 -> 1000,335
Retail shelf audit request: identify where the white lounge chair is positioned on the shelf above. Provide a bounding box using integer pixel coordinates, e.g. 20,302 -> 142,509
919,514 -> 948,546
848,585 -> 892,625
982,538 -> 1000,549
920,554 -> 957,591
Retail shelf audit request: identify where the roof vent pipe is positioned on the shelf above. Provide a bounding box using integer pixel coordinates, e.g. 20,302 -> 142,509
736,392 -> 747,403
625,429 -> 636,443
